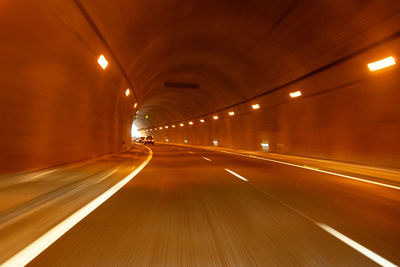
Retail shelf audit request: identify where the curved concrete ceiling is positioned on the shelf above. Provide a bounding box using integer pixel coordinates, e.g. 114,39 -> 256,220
80,0 -> 400,128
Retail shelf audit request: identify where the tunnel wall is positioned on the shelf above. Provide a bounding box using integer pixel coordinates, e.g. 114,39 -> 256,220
151,38 -> 400,169
0,2 -> 134,174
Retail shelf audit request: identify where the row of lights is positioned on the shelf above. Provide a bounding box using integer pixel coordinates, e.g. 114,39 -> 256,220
142,56 -> 396,133
144,95 -> 296,131
98,55 -> 139,110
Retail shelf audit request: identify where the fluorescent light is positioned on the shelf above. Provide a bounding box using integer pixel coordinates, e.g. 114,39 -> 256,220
189,121 -> 193,125
368,56 -> 396,71
213,140 -> 218,146
289,90 -> 302,98
180,123 -> 184,127
213,115 -> 219,120
200,119 -> 205,123
261,143 -> 269,147
184,140 -> 188,143
159,127 -> 163,130
165,139 -> 169,142
228,111 -> 235,116
172,125 -> 176,128
165,126 -> 168,129
125,88 -> 130,96
252,104 -> 260,110
134,102 -> 137,108
97,55 -> 108,69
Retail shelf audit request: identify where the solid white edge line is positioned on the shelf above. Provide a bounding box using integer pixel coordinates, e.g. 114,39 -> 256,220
318,223 -> 397,267
2,147 -> 153,267
202,157 -> 212,161
219,151 -> 400,190
224,168 -> 248,182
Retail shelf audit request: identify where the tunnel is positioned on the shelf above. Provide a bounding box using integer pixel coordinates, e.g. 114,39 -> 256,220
1,1 -> 400,266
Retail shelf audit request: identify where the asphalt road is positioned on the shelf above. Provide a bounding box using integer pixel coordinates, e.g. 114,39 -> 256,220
29,144 -> 400,266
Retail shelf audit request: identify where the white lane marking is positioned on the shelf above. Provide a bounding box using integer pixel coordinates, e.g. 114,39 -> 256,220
202,157 -> 212,161
247,182 -> 397,267
219,150 -> 400,190
224,169 -> 248,182
1,147 -> 153,267
318,223 -> 397,267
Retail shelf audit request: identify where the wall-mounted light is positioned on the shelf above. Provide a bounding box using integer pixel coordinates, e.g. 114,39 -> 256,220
228,111 -> 235,116
125,88 -> 130,96
289,90 -> 302,98
184,140 -> 188,143
159,127 -> 163,130
213,115 -> 219,120
180,123 -> 184,127
213,140 -> 218,146
252,104 -> 260,110
97,55 -> 108,69
368,56 -> 396,71
134,102 -> 137,108
189,121 -> 194,125
172,125 -> 176,128
200,119 -> 205,123
166,139 -> 169,142
165,126 -> 169,129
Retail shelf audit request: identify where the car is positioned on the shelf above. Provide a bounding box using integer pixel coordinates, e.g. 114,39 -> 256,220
138,137 -> 146,143
144,136 -> 154,145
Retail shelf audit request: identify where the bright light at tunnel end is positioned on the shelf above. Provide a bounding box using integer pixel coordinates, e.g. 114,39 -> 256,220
97,54 -> 108,69
368,56 -> 396,71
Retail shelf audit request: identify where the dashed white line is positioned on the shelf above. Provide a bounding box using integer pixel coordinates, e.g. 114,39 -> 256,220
224,168 -> 248,182
318,223 -> 397,267
2,147 -> 153,267
219,150 -> 400,190
202,157 -> 212,161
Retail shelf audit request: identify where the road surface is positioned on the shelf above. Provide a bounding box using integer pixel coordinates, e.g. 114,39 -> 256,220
29,144 -> 400,266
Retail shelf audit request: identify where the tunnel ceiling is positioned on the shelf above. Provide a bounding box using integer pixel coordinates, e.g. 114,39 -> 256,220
79,0 -> 400,128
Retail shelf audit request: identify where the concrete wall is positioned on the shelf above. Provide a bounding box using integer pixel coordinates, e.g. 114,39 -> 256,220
151,37 -> 400,169
0,2 -> 134,173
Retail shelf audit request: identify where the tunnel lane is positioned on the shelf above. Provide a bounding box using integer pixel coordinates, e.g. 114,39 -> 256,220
27,143 -> 399,266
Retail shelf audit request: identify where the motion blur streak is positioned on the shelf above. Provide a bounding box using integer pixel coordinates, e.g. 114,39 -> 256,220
2,147 -> 152,267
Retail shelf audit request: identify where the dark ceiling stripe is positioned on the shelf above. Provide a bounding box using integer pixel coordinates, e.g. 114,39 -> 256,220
73,0 -> 138,102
